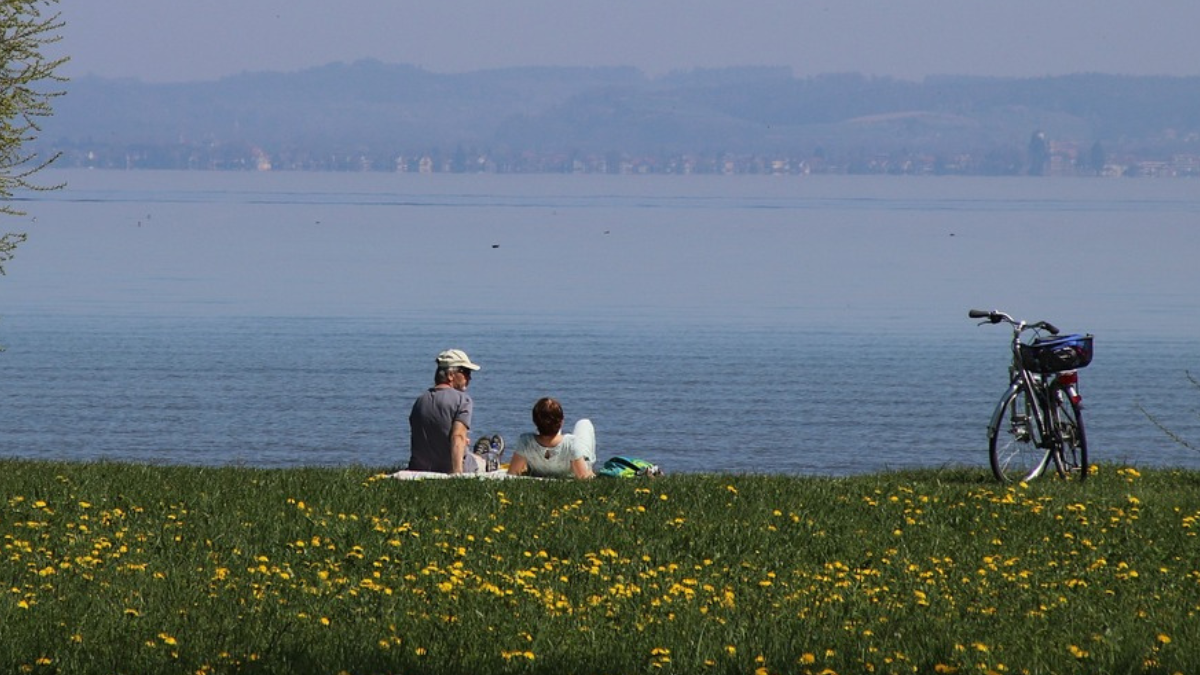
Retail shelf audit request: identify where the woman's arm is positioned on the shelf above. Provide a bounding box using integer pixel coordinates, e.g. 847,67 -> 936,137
507,453 -> 528,476
571,457 -> 594,480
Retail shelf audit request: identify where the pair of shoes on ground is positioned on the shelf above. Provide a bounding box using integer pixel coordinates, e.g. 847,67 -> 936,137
474,434 -> 505,472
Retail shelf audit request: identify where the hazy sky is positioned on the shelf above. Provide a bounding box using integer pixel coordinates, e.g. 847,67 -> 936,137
57,1 -> 1200,83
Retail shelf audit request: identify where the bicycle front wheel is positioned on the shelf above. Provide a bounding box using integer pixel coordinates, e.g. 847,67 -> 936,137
1050,394 -> 1089,481
988,387 -> 1053,483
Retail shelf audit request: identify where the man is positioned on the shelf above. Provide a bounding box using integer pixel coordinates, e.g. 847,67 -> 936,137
408,349 -> 485,474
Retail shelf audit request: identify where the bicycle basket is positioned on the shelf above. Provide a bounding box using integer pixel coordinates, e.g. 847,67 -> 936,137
1019,333 -> 1094,373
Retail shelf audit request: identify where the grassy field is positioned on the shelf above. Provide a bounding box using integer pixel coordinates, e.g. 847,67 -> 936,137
3,460 -> 1200,675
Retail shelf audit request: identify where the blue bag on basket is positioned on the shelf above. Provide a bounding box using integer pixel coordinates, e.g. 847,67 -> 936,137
596,456 -> 663,478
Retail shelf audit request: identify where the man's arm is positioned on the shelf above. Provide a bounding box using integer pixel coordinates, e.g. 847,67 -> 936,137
449,420 -> 469,474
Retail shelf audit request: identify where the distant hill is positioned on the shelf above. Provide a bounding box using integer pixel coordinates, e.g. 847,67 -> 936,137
37,61 -> 1200,174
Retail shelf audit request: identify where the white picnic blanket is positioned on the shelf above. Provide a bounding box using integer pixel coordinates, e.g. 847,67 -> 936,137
386,469 -> 525,480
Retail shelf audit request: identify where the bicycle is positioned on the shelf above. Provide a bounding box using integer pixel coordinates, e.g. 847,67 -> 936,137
969,309 -> 1094,482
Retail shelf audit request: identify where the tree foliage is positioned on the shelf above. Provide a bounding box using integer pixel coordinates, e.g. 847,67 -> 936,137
1,0 -> 66,275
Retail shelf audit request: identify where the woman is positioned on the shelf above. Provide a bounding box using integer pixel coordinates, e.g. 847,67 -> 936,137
507,397 -> 595,479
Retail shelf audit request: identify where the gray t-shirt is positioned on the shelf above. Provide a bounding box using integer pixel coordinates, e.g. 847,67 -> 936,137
408,386 -> 473,473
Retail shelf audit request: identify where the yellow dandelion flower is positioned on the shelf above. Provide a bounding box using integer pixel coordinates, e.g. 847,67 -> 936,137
799,653 -> 816,664
1157,633 -> 1171,645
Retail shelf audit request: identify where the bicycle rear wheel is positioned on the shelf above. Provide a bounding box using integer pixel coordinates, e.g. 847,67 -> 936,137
1050,394 -> 1089,480
989,387 -> 1054,482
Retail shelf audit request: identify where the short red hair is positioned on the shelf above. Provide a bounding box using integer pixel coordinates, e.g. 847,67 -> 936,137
532,397 -> 564,436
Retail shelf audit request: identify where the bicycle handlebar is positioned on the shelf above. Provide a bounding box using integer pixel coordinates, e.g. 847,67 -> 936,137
967,309 -> 1059,335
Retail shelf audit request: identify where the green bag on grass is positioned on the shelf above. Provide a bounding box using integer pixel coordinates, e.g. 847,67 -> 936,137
596,456 -> 663,478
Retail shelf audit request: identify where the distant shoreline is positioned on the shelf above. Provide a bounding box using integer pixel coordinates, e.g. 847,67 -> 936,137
39,67 -> 1200,178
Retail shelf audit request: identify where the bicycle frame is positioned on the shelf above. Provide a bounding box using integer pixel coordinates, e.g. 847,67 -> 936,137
987,369 -> 1070,478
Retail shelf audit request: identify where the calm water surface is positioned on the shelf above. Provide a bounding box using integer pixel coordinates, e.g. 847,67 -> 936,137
3,171 -> 1199,474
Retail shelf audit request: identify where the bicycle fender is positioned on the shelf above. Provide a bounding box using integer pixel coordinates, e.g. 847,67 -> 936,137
987,382 -> 1023,437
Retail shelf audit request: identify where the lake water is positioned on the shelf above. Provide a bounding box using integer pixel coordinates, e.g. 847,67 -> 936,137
3,170 -> 1200,474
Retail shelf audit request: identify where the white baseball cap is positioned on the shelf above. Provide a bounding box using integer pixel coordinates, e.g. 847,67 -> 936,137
436,349 -> 481,371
